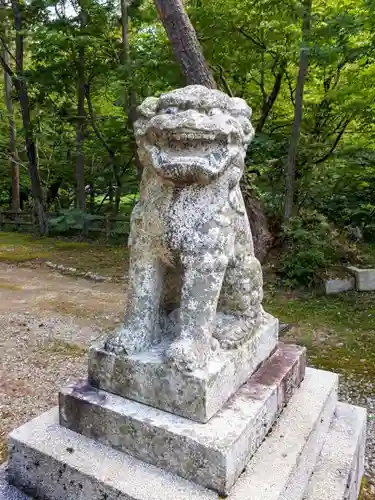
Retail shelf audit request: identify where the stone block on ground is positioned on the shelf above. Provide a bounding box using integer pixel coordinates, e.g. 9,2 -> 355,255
324,278 -> 354,295
60,343 -> 305,494
303,402 -> 366,500
347,266 -> 375,291
88,314 -> 278,423
6,367 -> 344,500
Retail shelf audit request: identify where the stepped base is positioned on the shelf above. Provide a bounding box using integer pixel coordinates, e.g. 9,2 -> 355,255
303,402 -> 366,500
88,314 -> 278,423
60,343 -> 306,494
3,368 -> 365,500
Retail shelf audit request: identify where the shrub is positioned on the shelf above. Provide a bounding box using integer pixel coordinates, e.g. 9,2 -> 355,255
280,212 -> 338,288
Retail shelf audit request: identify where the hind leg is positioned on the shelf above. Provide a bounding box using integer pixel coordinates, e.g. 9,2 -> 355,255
215,238 -> 264,349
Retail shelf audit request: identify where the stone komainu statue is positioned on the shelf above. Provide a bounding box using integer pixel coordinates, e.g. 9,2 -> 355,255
105,85 -> 265,371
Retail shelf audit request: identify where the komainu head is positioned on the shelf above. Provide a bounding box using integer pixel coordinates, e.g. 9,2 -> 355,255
134,85 -> 254,186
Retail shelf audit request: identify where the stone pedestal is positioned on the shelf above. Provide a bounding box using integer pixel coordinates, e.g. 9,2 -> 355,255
3,367 -> 366,500
88,314 -> 278,423
60,343 -> 304,494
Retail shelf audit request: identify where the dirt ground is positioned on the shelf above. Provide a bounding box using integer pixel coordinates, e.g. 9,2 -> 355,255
0,262 -> 126,461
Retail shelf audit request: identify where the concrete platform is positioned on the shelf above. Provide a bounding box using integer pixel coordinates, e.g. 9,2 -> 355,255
88,314 -> 278,423
5,368 -> 353,500
303,402 -> 366,500
60,343 -> 306,494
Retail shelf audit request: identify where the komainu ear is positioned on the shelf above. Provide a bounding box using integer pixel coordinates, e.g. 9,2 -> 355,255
134,97 -> 159,139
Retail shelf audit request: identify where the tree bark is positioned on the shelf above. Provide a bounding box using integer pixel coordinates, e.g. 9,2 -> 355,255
2,43 -> 20,211
120,0 -> 142,181
76,43 -> 86,211
284,0 -> 312,222
154,0 -> 216,88
4,0 -> 48,234
75,9 -> 87,211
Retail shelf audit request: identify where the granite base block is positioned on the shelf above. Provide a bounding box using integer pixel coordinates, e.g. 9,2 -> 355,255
6,368 -> 358,500
88,314 -> 278,423
60,343 -> 306,494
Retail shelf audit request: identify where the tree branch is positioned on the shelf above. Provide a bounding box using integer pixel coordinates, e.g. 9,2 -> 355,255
256,61 -> 285,133
285,69 -> 296,106
237,27 -> 266,50
314,119 -> 351,164
84,83 -> 115,160
0,36 -> 16,64
217,65 -> 233,96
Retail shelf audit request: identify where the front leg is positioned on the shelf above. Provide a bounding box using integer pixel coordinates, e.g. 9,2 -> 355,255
105,235 -> 164,356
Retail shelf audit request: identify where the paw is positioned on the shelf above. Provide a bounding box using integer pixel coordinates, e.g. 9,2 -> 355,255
165,338 -> 211,372
104,328 -> 137,356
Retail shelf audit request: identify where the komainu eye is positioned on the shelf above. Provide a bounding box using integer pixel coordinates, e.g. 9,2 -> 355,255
164,107 -> 178,115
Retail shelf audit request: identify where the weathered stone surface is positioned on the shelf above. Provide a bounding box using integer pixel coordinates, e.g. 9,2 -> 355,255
61,343 -> 305,495
227,368 -> 339,500
103,85 -> 274,373
6,409 -> 216,500
347,266 -> 375,291
0,467 -> 29,500
303,402 -> 366,500
6,368 -> 354,500
89,314 -> 278,423
324,278 -> 354,295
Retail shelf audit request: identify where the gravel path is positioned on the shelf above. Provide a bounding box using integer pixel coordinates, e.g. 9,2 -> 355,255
0,263 -> 125,461
0,262 -> 374,492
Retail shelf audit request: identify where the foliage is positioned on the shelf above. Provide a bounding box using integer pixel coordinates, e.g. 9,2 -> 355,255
280,212 -> 339,287
0,0 -> 375,286
48,208 -> 130,238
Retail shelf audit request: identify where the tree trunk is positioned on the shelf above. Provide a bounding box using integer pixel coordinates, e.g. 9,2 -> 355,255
76,40 -> 86,211
154,0 -> 216,88
242,184 -> 273,263
284,0 -> 313,222
8,0 -> 47,234
2,44 -> 20,211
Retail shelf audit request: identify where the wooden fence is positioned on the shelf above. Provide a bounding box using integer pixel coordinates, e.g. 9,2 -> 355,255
0,210 -> 130,240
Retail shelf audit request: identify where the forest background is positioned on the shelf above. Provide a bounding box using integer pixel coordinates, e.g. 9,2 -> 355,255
1,0 -> 374,288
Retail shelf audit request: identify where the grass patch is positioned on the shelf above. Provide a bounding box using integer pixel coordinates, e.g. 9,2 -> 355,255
0,232 -> 128,279
265,290 -> 375,380
0,281 -> 23,291
41,339 -> 87,358
359,476 -> 374,499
